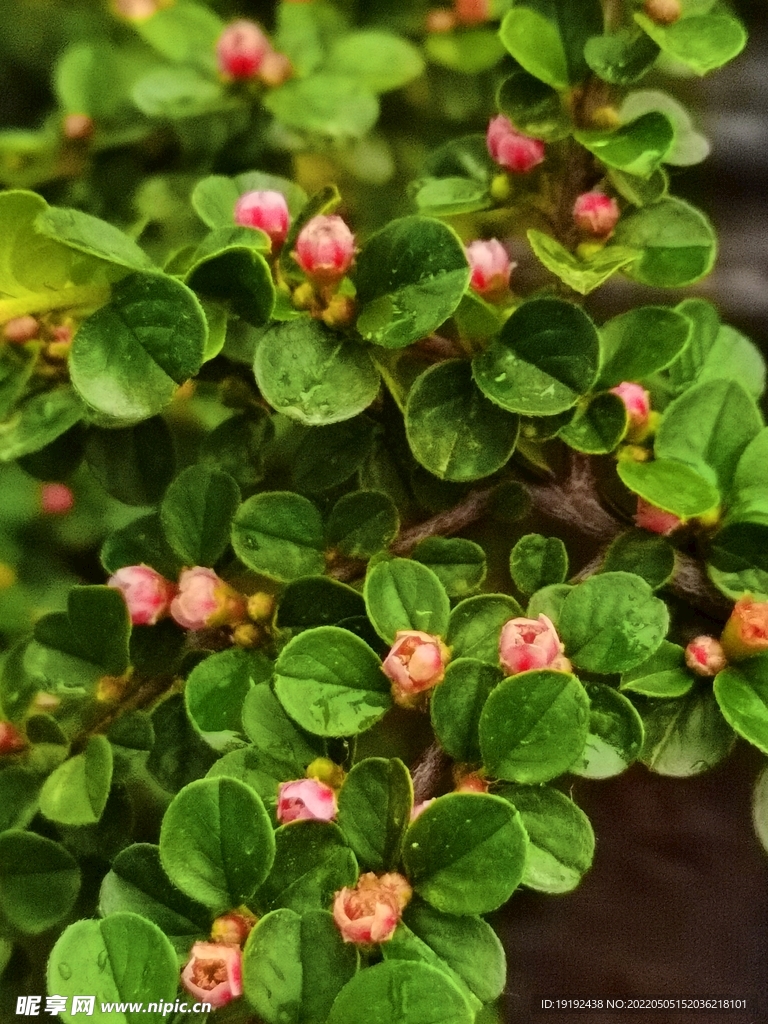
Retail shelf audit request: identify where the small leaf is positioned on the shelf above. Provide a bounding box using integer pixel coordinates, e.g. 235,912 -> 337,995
569,682 -> 644,779
161,464 -> 239,567
558,392 -> 628,454
584,28 -> 659,85
264,75 -> 379,138
640,689 -> 734,776
620,89 -> 710,166
714,656 -> 768,755
620,640 -> 692,698
509,534 -> 568,595
431,658 -> 502,762
40,735 -> 113,826
617,458 -> 720,519
612,197 -> 717,288
447,594 -> 523,663
601,530 -> 675,590
0,831 -> 80,934
325,30 -> 425,92
328,961 -> 473,1024
277,577 -> 366,630
634,12 -> 747,76
364,558 -> 450,643
337,757 -> 413,871
326,491 -> 400,560
596,305 -> 693,389
35,206 -> 155,272
574,112 -> 675,178
185,228 -> 275,327
85,418 -> 175,506
257,821 -> 357,913
232,491 -> 325,582
527,230 -> 638,295
426,28 -> 506,74
496,69 -> 570,141
412,538 -> 487,599
185,648 -> 265,751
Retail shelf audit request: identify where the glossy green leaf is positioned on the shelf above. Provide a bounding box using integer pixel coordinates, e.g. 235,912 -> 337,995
526,230 -> 639,295
499,0 -> 603,88
596,305 -> 693,389
257,821 -> 357,913
355,217 -> 470,350
159,777 -> 275,911
325,31 -> 424,92
570,682 -> 644,779
640,688 -> 735,776
133,1 -> 222,67
496,69 -> 570,141
326,491 -> 400,559
146,693 -> 217,794
559,392 -> 628,454
186,228 -> 275,327
425,28 -> 506,74
510,534 -> 568,595
709,520 -> 768,593
620,89 -> 711,166
293,416 -> 377,494
584,27 -> 659,84
277,577 -> 366,630
85,418 -> 175,506
431,658 -> 502,762
447,594 -> 523,663
609,166 -> 669,206
601,530 -> 675,590
0,831 -> 80,934
184,648 -> 266,751
328,961 -> 473,1024
201,409 -> 273,489
101,512 -> 183,581
403,793 -> 528,914
35,205 -> 155,272
265,75 -> 379,138
526,584 -> 573,626
161,464 -> 239,567
617,459 -> 720,519
232,491 -> 325,582
241,681 -> 321,776
634,12 -> 747,75
364,558 -> 450,643
337,757 -> 412,871
413,177 -> 491,217
612,197 -> 717,287
254,319 -> 380,425
412,538 -> 486,599
714,657 -> 768,755
405,360 -> 519,482
0,766 -> 41,831
559,572 -> 668,674
132,67 -> 233,120
40,735 -> 113,826
667,316 -> 766,401
575,112 -> 674,178
274,626 -> 392,737
620,640 -> 693,698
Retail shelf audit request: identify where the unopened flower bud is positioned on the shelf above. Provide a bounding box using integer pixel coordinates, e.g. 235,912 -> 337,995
721,598 -> 768,662
466,239 -> 514,302
486,115 -> 545,174
63,114 -> 94,141
321,294 -> 356,328
573,192 -> 620,238
611,382 -> 651,434
108,564 -> 175,626
259,50 -> 293,87
40,484 -> 74,516
277,778 -> 338,824
181,941 -> 242,1008
643,0 -> 682,25
112,0 -> 160,20
381,630 -> 451,706
217,20 -> 271,79
634,497 -> 682,536
333,872 -> 412,944
4,316 -> 39,343
455,0 -> 489,25
0,721 -> 26,755
685,636 -> 727,677
455,772 -> 488,794
234,190 -> 290,247
425,8 -> 456,32
410,798 -> 434,821
247,592 -> 275,623
499,615 -> 564,675
306,756 -> 345,789
231,623 -> 261,647
210,908 -> 257,946
170,567 -> 246,631
294,215 -> 356,284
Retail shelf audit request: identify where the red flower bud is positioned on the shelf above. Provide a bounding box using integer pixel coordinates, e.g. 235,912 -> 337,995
0,721 -> 26,755
611,382 -> 651,433
277,778 -> 337,824
573,192 -> 621,238
3,316 -> 40,343
233,190 -> 290,246
499,615 -> 564,675
40,484 -> 74,516
216,20 -> 271,79
333,872 -> 412,944
455,0 -> 489,25
634,497 -> 682,536
685,636 -> 728,677
108,565 -> 176,626
643,0 -> 682,25
466,239 -> 514,301
455,772 -> 488,794
63,114 -> 94,141
721,599 -> 768,662
293,215 -> 356,284
381,630 -> 450,706
170,567 -> 246,631
181,942 -> 242,1008
486,115 -> 545,174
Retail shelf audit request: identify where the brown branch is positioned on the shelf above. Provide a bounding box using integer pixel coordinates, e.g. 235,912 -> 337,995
670,553 -> 732,623
528,453 -> 623,542
411,741 -> 451,804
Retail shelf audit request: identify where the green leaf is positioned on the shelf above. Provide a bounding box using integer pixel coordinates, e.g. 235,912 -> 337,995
192,172 -> 307,229
496,69 -> 570,141
201,409 -> 273,489
47,913 -> 178,1024
326,492 -> 400,560
101,512 -> 183,580
526,231 -> 639,295
257,821 -> 357,913
337,757 -> 413,871
70,272 -> 207,421
667,315 -> 766,400
0,831 -> 80,934
617,459 -> 719,519
131,67 -> 233,120
500,0 -> 604,88
620,640 -> 692,698
328,961 -> 473,1024
558,392 -> 628,454
0,343 -> 36,421
133,1 -> 222,68
620,89 -> 711,166
0,386 -> 85,462
559,572 -> 668,674
242,681 -> 321,774
355,217 -> 470,350
447,594 -> 523,663
99,843 -> 210,946
472,298 -> 600,415
403,793 -> 527,914
412,538 -> 486,599
431,658 -> 502,762
364,558 -> 450,643
655,379 -> 762,494
243,908 -> 359,1024
708,521 -> 768,601
510,534 -> 568,595
186,228 -> 275,327
159,777 -> 275,911
161,464 -> 239,567
714,657 -> 768,755
612,197 -> 717,287
147,693 -> 217,794
634,12 -> 747,75
325,30 -> 424,92
479,670 -> 590,782
405,360 -> 519,482
275,0 -> 349,77
232,491 -> 325,582
35,206 -> 155,272
254,318 -> 380,425
40,735 -> 113,826
601,530 -> 675,590
264,75 -> 379,139
574,112 -> 675,178
425,29 -> 506,74
0,765 -> 41,831
382,923 -> 481,1014
584,28 -> 659,85
569,682 -> 644,779
277,577 -> 366,630
85,418 -> 175,506
640,688 -> 734,776
34,584 -> 131,677
609,166 -> 669,206
185,648 -> 264,751
596,305 -> 693,389
496,784 -> 594,893
274,626 -> 392,737
753,768 -> 768,858
413,177 -> 492,217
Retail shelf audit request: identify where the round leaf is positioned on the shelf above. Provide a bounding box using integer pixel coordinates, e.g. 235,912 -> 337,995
447,594 -> 523,663
714,656 -> 768,755
569,682 -> 644,779
497,68 -> 570,141
328,961 -> 473,1024
257,820 -> 357,913
40,735 -> 113,826
364,558 -> 450,643
0,831 -> 80,934
326,491 -> 400,559
277,577 -> 366,630
232,491 -> 325,582
161,464 -> 240,567
612,197 -> 717,287
574,112 -> 675,179
602,530 -> 675,591
510,534 -> 568,595
412,537 -> 486,599
431,658 -> 502,762
325,30 -> 425,93
618,458 -> 720,519
337,757 -> 413,871
640,689 -> 735,776
620,640 -> 692,698
634,12 -> 747,76
596,305 -> 693,388
185,648 -> 266,751
752,768 -> 768,858
264,75 -> 379,139
558,392 -> 629,454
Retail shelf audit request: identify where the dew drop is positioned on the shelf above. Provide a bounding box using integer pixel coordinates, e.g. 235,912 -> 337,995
58,963 -> 72,980
97,950 -> 108,972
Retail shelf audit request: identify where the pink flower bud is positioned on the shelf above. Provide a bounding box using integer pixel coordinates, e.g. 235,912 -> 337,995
40,484 -> 74,516
486,115 -> 545,174
425,8 -> 457,32
0,721 -> 26,755
573,192 -> 620,238
499,615 -> 564,675
277,778 -> 338,824
259,50 -> 293,87
217,20 -> 271,79
643,0 -> 681,25
333,872 -> 412,944
210,909 -> 257,946
684,636 -> 727,677
181,941 -> 242,1008
610,382 -> 651,432
721,599 -> 768,662
170,567 -> 246,631
634,497 -> 682,536
410,798 -> 434,821
233,190 -> 290,247
3,316 -> 40,343
64,114 -> 94,141
293,215 -> 356,284
381,630 -> 451,706
108,564 -> 176,626
112,0 -> 160,20
466,239 -> 514,301
455,0 -> 489,25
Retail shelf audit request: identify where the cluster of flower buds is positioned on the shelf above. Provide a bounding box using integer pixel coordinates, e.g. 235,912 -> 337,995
234,190 -> 290,248
381,629 -> 451,707
333,872 -> 412,944
486,115 -> 545,174
216,20 -> 291,86
108,565 -> 246,632
498,614 -> 570,676
573,191 -> 621,239
466,239 -> 515,302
